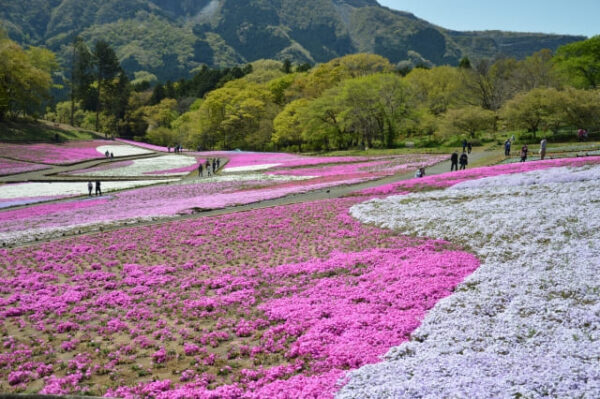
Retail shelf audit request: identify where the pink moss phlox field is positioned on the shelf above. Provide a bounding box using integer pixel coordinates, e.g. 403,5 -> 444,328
196,151 -> 370,169
0,141 -> 118,165
0,195 -> 68,209
270,155 -> 446,177
360,156 -> 600,195
0,197 -> 478,397
0,158 -> 50,176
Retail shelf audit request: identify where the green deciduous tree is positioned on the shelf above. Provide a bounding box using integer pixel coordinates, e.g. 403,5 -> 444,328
442,106 -> 496,138
0,31 -> 57,121
555,36 -> 600,89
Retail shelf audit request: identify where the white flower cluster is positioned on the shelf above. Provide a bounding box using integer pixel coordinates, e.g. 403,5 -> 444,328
200,173 -> 313,182
0,180 -> 176,200
222,163 -> 282,173
74,155 -> 196,177
343,164 -> 600,398
96,145 -> 153,157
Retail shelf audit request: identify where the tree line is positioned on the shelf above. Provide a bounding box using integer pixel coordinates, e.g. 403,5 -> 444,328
4,27 -> 600,151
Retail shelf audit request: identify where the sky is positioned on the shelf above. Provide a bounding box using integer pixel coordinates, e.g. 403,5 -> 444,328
377,0 -> 598,38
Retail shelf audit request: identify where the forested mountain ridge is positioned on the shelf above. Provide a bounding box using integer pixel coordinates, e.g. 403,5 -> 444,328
0,0 -> 585,81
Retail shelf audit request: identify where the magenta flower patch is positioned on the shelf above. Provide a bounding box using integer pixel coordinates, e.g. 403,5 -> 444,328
0,197 -> 478,398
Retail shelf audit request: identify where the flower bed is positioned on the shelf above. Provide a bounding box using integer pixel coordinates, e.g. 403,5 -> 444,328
343,163 -> 600,398
0,154 -> 447,245
0,142 -> 151,165
0,181 -> 177,210
65,156 -> 203,177
0,158 -> 50,176
359,156 -> 600,195
0,197 -> 478,397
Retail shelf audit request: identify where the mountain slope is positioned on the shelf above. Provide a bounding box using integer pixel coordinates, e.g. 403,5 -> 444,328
0,0 -> 586,81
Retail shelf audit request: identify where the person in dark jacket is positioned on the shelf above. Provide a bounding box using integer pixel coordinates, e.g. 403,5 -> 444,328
459,152 -> 468,170
95,180 -> 102,196
450,151 -> 459,171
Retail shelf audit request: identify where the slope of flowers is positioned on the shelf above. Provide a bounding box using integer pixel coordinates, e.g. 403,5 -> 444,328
0,158 -> 50,176
116,139 -> 171,152
270,155 -> 446,178
203,151 -> 369,172
65,155 -> 202,177
0,154 -> 446,245
343,163 -> 600,398
359,156 -> 600,195
0,181 -> 177,209
0,141 -> 147,165
0,198 -> 478,398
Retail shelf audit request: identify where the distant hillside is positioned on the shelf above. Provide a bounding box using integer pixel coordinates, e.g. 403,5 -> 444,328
0,0 -> 586,81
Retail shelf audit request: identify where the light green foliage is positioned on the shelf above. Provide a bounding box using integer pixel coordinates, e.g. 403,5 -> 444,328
273,99 -> 311,151
142,98 -> 179,129
555,36 -> 600,89
441,106 -> 496,138
0,32 -> 56,120
405,66 -> 463,115
131,71 -> 158,86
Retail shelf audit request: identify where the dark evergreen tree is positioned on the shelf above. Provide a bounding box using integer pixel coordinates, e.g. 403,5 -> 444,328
93,40 -> 120,133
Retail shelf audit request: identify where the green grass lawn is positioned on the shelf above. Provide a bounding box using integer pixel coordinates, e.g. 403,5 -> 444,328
0,120 -> 101,143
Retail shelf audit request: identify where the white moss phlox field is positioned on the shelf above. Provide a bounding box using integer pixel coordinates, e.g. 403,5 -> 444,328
343,165 -> 600,398
96,145 -> 153,157
222,163 -> 282,173
74,155 -> 197,177
0,181 -> 175,200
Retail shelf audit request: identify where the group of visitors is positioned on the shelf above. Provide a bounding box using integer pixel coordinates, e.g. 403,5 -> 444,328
198,158 -> 220,177
168,145 -> 184,153
505,137 -> 548,162
462,139 -> 472,154
104,150 -> 114,159
87,180 -> 102,196
450,150 -> 469,171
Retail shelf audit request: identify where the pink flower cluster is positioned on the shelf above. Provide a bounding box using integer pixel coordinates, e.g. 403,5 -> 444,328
0,141 -> 115,165
0,158 -> 50,176
0,197 -> 478,397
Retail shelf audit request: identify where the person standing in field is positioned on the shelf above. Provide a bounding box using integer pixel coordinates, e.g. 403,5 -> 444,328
504,139 -> 511,156
520,144 -> 529,162
459,152 -> 468,170
467,142 -> 472,154
198,163 -> 203,177
450,151 -> 459,171
87,181 -> 93,197
540,138 -> 547,160
95,180 -> 102,196
462,139 -> 467,153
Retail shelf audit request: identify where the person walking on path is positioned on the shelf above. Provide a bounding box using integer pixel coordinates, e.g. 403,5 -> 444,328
198,163 -> 203,177
459,152 -> 468,170
540,138 -> 547,160
462,139 -> 467,153
95,180 -> 102,196
450,151 -> 459,171
206,159 -> 212,177
87,181 -> 93,197
217,158 -> 220,169
467,142 -> 472,154
520,144 -> 529,162
504,139 -> 511,156
212,159 -> 217,174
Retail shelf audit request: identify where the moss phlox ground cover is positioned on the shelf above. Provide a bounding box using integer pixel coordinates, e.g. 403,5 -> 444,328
0,197 -> 478,398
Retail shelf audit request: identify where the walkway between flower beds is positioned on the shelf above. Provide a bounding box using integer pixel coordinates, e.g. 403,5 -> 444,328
0,152 -> 164,183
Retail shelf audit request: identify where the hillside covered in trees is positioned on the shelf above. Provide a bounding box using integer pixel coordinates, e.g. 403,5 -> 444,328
18,32 -> 594,152
0,0 -> 585,82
